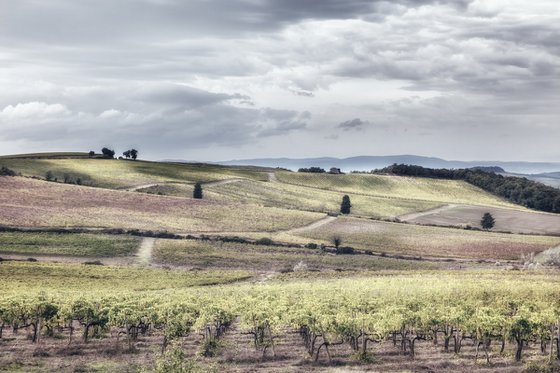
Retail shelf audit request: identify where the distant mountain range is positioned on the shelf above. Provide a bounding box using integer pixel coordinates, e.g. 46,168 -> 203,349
214,155 -> 560,175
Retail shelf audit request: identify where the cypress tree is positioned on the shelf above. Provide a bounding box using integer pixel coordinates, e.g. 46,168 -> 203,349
193,182 -> 203,199
340,195 -> 351,214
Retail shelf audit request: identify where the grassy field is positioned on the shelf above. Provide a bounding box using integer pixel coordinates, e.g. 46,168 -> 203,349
0,261 -> 252,293
291,216 -> 560,260
0,177 -> 323,232
0,232 -> 140,257
153,238 -> 440,271
275,171 -> 523,209
0,158 -> 269,188
205,179 -> 440,218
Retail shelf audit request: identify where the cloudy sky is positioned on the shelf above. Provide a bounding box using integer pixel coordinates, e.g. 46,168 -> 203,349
1,0 -> 559,162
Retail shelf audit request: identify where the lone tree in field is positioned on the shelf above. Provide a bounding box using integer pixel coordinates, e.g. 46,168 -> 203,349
332,235 -> 342,251
101,147 -> 115,159
340,195 -> 352,214
193,182 -> 203,199
88,150 -> 95,157
481,212 -> 495,231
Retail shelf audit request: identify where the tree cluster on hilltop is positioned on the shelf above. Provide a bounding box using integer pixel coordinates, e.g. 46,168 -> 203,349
298,167 -> 326,173
376,164 -> 560,213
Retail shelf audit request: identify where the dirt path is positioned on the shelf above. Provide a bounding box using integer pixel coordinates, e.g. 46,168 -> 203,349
126,183 -> 160,192
282,215 -> 337,235
397,204 -> 458,222
535,244 -> 560,264
202,178 -> 245,188
136,237 -> 155,265
268,172 -> 278,183
0,253 -> 137,266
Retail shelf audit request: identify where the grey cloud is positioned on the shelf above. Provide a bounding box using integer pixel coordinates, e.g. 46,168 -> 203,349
1,0 -> 559,162
136,85 -> 250,109
0,0 -> 466,47
337,118 -> 369,131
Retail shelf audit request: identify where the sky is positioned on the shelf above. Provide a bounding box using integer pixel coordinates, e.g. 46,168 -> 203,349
0,0 -> 559,162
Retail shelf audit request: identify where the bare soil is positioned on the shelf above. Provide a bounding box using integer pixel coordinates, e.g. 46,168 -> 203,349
0,321 -> 549,372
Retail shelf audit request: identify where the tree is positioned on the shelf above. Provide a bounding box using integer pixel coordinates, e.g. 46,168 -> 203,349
332,235 -> 342,251
193,183 -> 203,199
340,195 -> 351,214
123,150 -> 131,159
88,151 -> 95,157
101,147 -> 115,159
45,170 -> 54,181
481,213 -> 495,230
130,149 -> 138,160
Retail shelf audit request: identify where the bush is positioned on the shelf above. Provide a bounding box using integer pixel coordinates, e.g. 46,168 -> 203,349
45,170 -> 55,181
0,166 -> 16,176
154,342 -> 216,373
255,237 -> 274,246
337,246 -> 355,255
305,243 -> 318,250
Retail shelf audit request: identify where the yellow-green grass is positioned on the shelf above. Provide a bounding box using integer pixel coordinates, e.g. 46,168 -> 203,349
135,182 -> 193,197
0,232 -> 140,257
292,217 -> 560,260
0,158 -> 268,188
153,239 -> 440,271
0,261 -> 253,293
275,171 -> 523,210
204,179 -> 440,218
0,152 -> 90,159
0,177 -> 322,232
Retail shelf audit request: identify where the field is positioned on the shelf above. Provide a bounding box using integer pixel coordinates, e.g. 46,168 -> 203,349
3,269 -> 560,372
205,179 -> 441,218
2,155 -> 560,372
0,231 -> 140,257
290,216 -> 560,260
0,177 -> 322,232
0,158 -> 269,188
152,238 -> 440,271
401,204 -> 560,235
275,171 -> 523,209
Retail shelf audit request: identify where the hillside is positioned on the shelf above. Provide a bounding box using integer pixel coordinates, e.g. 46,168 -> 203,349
217,155 -> 560,174
3,153 -> 560,372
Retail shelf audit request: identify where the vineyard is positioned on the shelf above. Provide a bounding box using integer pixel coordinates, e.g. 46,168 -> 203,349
2,156 -> 560,371
2,270 -> 560,371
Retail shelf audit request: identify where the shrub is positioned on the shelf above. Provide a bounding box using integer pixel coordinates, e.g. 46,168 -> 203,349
305,243 -> 318,250
337,246 -> 355,255
255,237 -> 274,246
0,166 -> 16,176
